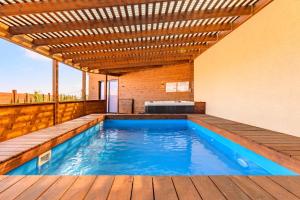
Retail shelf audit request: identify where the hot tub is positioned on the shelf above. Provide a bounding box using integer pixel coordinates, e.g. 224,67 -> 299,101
145,101 -> 195,114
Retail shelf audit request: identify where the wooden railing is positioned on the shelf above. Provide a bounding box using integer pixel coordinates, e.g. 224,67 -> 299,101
0,100 -> 106,141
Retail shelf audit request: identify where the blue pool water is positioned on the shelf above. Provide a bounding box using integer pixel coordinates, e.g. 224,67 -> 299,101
8,119 -> 297,175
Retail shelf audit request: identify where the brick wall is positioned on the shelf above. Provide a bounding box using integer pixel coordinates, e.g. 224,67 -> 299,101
88,63 -> 194,113
88,74 -> 117,100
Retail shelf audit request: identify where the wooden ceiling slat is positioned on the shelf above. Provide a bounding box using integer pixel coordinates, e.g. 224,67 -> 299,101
71,52 -> 198,63
9,6 -> 252,35
34,23 -> 230,46
89,60 -> 190,70
50,36 -> 213,54
0,0 -> 165,17
63,45 -> 204,60
101,65 -> 163,74
77,55 -> 193,66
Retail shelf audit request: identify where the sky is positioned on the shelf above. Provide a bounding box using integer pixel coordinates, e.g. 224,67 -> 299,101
0,39 -> 83,96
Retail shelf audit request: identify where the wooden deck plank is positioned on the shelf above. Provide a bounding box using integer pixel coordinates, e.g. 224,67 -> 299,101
282,151 -> 300,156
172,176 -> 201,200
191,176 -> 226,200
269,176 -> 300,198
153,176 -> 178,200
37,176 -> 78,200
14,176 -> 59,200
210,176 -> 251,200
214,124 -> 264,131
132,176 -> 153,200
85,176 -> 114,200
0,176 -> 7,182
0,176 -> 298,200
0,175 -> 24,193
249,176 -> 299,200
230,176 -> 275,200
61,176 -> 96,200
230,130 -> 285,136
269,146 -> 300,151
107,176 -> 133,200
0,176 -> 41,200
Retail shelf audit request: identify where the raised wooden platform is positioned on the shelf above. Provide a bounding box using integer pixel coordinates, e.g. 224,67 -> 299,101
0,175 -> 300,200
0,114 -> 104,174
188,115 -> 300,174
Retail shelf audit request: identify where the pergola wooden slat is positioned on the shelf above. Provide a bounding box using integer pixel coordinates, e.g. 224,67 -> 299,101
9,7 -> 252,35
0,0 -> 273,75
63,45 -> 205,60
33,24 -> 230,47
0,0 -> 164,17
76,54 -> 194,65
81,56 -> 193,68
50,36 -> 214,54
91,60 -> 190,70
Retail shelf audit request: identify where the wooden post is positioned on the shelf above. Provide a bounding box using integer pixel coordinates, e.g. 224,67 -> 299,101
48,93 -> 51,102
25,93 -> 28,103
82,71 -> 87,115
104,74 -> 108,113
12,89 -> 17,104
82,71 -> 87,101
52,60 -> 59,125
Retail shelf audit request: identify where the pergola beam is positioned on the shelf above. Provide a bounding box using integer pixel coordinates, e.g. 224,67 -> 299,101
52,60 -> 59,125
50,36 -> 214,54
71,51 -> 198,63
34,24 -> 231,46
0,0 -> 164,17
63,45 -> 204,60
10,7 -> 252,35
77,55 -> 193,65
89,60 -> 190,70
99,65 -> 164,74
80,57 -> 192,69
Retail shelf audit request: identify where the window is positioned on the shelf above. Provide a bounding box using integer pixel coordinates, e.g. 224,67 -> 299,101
166,81 -> 189,92
177,81 -> 189,92
166,82 -> 177,92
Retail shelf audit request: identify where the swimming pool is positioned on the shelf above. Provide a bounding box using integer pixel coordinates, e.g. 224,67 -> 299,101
8,119 -> 297,175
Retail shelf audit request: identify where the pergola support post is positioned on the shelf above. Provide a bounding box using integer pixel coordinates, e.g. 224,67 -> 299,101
52,60 -> 59,125
105,74 -> 108,113
82,71 -> 87,115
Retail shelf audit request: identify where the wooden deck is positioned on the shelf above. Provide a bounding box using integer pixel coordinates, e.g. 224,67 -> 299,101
0,175 -> 300,200
0,114 -> 104,174
188,115 -> 300,174
1,114 -> 300,199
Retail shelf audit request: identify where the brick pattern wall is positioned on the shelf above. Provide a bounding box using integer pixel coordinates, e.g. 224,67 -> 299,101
88,74 -> 118,100
89,63 -> 194,114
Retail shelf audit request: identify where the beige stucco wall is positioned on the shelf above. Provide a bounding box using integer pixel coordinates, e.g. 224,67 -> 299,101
194,0 -> 300,136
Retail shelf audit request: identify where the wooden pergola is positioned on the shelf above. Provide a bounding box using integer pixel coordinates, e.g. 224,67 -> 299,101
0,0 -> 272,75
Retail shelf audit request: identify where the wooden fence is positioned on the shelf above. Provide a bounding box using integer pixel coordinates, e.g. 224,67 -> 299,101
0,100 -> 106,141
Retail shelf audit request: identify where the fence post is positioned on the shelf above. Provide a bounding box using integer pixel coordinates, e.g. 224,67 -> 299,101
12,90 -> 17,104
25,93 -> 28,103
